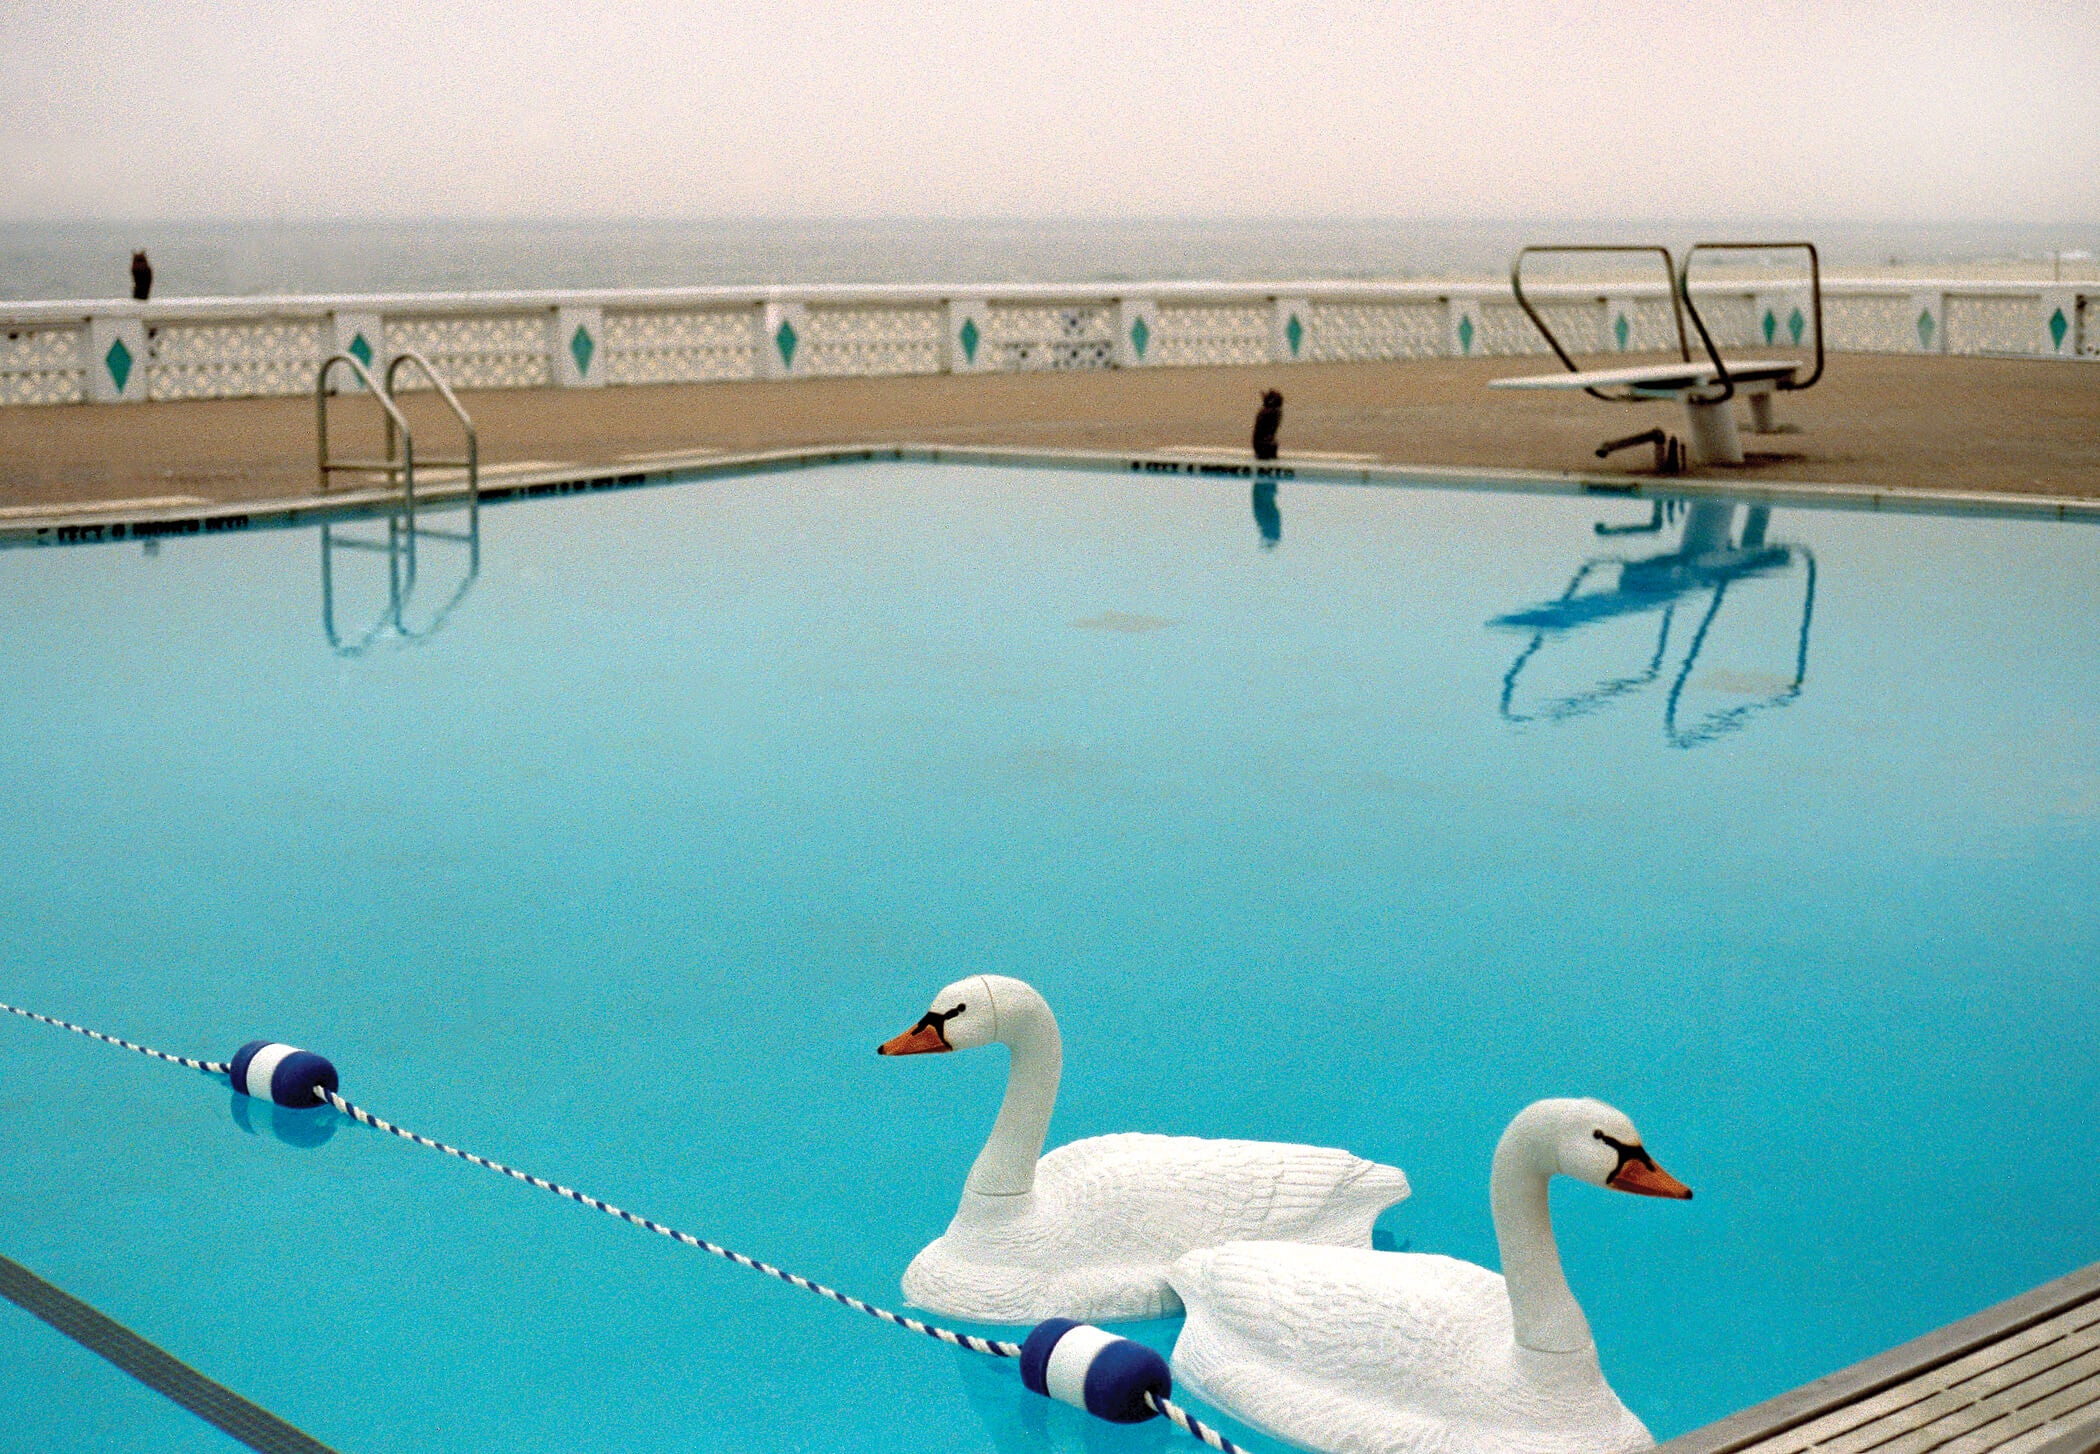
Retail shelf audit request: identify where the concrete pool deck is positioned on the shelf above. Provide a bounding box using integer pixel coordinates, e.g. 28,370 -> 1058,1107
1,354 -> 2095,517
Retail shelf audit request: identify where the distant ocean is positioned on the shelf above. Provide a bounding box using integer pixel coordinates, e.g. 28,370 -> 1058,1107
2,218 -> 2093,301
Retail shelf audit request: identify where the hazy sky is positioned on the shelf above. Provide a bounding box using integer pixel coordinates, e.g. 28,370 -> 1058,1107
3,1 -> 2095,222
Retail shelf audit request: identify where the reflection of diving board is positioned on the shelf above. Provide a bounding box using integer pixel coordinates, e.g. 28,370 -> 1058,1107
1491,359 -> 1805,465
1496,242 -> 1824,468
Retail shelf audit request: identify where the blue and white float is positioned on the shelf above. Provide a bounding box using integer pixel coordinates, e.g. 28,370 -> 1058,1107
228,1041 -> 339,1109
1020,1319 -> 1174,1424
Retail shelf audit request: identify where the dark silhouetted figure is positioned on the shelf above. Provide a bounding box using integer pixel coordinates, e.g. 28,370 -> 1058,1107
1251,388 -> 1283,461
130,250 -> 153,302
1251,480 -> 1281,549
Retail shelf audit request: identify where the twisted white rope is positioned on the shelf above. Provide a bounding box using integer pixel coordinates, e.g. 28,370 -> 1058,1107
316,1088 -> 1024,1358
1,999 -> 1248,1454
0,1001 -> 228,1074
1149,1393 -> 1245,1454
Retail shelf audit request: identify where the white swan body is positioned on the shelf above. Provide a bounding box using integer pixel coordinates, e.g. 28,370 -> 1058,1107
879,975 -> 1411,1324
1167,1099 -> 1692,1454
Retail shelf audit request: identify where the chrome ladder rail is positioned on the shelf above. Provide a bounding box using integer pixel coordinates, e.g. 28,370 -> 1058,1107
1510,244 -> 1693,400
382,349 -> 479,641
315,349 -> 481,654
1677,241 -> 1826,411
382,349 -> 479,523
316,352 -> 416,510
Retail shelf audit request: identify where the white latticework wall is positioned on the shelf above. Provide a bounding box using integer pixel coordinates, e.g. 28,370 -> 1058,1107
1473,300 -> 1552,357
1303,301 -> 1445,361
1946,295 -> 2039,355
385,314 -> 551,390
1152,305 -> 1270,366
1530,301 -> 1606,356
800,305 -> 942,377
146,319 -> 328,401
0,325 -> 85,405
2084,300 -> 2098,358
1620,297 -> 1684,353
1825,294 -> 1916,353
602,308 -> 756,385
984,305 -> 1115,369
1688,295 -> 1761,350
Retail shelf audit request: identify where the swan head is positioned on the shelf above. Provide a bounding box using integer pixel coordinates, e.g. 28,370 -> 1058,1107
877,975 -> 1055,1056
1510,1097 -> 1693,1200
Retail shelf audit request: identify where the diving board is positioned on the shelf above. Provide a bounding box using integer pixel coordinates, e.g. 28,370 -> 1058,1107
1490,358 -> 1806,465
1499,242 -> 1825,468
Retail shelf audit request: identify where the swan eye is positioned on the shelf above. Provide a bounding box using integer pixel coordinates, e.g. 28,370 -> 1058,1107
1593,1129 -> 1657,1175
912,1003 -> 968,1046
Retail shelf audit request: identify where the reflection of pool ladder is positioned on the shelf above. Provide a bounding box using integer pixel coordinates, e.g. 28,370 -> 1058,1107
315,350 -> 481,655
1495,501 -> 1816,749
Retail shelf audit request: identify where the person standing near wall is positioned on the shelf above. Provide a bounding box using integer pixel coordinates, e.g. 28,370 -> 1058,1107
130,250 -> 152,301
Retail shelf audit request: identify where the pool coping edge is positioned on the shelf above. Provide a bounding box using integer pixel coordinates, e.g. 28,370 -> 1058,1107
1655,1260 -> 2100,1453
4,442 -> 2097,548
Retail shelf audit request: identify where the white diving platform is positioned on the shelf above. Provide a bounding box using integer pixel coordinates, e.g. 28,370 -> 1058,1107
1490,358 -> 1806,466
1500,242 -> 1826,469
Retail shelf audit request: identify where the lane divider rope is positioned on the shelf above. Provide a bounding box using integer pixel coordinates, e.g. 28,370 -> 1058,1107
4,1003 -> 1244,1454
0,1001 -> 229,1074
314,1086 -> 1023,1359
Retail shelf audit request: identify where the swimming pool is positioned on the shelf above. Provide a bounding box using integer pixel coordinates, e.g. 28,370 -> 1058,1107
1,459 -> 2095,1453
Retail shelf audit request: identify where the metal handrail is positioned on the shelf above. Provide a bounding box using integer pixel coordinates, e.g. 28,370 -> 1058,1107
320,516 -> 408,656
383,349 -> 479,517
1510,245 -> 1692,402
317,353 -> 415,507
314,349 -> 486,657
1679,241 -> 1825,394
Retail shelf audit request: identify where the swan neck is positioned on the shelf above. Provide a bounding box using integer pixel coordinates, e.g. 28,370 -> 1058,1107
964,1000 -> 1061,1196
1490,1126 -> 1594,1355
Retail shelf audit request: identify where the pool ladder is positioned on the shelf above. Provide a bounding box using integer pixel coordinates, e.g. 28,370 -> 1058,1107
315,351 -> 482,654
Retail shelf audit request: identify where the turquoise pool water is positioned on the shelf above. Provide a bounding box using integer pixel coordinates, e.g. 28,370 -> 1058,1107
1,461 -> 2095,1453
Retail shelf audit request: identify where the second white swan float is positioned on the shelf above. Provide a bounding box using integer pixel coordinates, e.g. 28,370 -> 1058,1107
1168,1098 -> 1692,1454
879,975 -> 1411,1323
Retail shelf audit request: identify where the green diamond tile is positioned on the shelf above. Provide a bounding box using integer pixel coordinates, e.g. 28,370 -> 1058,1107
2050,307 -> 2069,351
1457,314 -> 1474,354
776,319 -> 798,368
1762,310 -> 1777,345
1129,315 -> 1150,360
570,324 -> 595,378
1614,313 -> 1630,351
1788,307 -> 1806,346
104,337 -> 132,393
348,333 -> 373,368
1285,313 -> 1303,356
1917,309 -> 1936,348
959,315 -> 980,364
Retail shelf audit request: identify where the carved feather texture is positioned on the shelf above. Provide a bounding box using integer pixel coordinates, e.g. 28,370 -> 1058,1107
1169,1242 -> 1652,1454
902,1133 -> 1411,1323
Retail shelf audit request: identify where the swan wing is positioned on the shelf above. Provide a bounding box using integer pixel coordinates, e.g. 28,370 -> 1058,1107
1035,1134 -> 1410,1256
898,1135 -> 1409,1324
1170,1244 -> 1654,1454
1172,1241 -> 1508,1389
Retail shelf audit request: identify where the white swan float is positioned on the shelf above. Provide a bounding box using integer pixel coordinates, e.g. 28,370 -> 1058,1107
1167,1098 -> 1692,1454
878,975 -> 1411,1323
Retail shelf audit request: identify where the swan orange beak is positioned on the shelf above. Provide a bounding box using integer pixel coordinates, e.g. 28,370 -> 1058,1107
878,1024 -> 952,1056
1608,1157 -> 1693,1200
